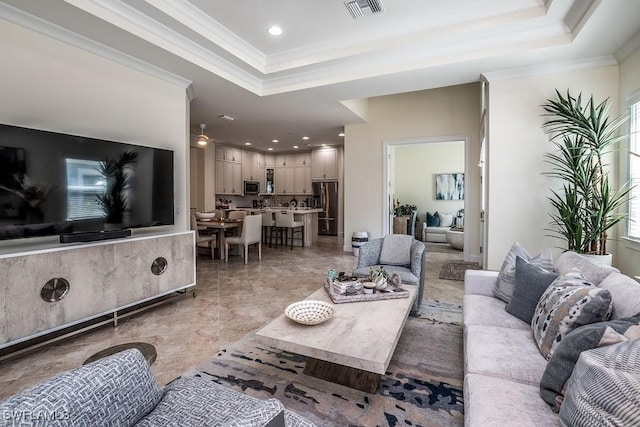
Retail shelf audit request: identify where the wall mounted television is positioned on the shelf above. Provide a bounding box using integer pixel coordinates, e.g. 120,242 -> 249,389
0,123 -> 174,242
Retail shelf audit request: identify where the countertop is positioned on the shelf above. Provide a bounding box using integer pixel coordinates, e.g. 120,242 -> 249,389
240,208 -> 323,214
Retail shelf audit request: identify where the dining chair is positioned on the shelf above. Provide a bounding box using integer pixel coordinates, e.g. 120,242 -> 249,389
260,211 -> 275,247
273,211 -> 304,250
225,210 -> 247,237
190,214 -> 217,259
225,214 -> 262,264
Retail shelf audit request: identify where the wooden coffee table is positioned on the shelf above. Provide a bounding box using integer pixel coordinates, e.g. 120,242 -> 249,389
255,286 -> 416,393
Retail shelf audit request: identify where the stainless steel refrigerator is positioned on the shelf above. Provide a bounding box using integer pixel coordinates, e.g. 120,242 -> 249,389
312,181 -> 338,236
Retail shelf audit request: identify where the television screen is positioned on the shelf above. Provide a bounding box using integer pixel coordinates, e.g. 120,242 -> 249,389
0,123 -> 174,241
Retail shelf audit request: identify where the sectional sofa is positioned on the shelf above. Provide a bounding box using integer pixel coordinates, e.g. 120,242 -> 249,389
463,251 -> 640,425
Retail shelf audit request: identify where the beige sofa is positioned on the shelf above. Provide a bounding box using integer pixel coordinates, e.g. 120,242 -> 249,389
463,252 -> 640,426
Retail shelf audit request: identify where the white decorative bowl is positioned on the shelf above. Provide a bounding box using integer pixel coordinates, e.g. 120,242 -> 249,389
285,300 -> 334,325
195,212 -> 216,220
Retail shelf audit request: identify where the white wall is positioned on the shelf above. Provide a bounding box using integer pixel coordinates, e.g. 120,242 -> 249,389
344,83 -> 481,256
393,141 -> 465,232
485,66 -> 619,269
616,47 -> 640,276
0,20 -> 191,243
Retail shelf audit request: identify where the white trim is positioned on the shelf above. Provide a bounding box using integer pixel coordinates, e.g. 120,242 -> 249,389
382,136 -> 472,262
615,28 -> 640,63
0,2 -> 192,90
481,56 -> 617,82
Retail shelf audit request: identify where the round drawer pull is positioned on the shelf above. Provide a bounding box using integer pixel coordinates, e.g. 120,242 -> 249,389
151,257 -> 168,276
41,278 -> 70,302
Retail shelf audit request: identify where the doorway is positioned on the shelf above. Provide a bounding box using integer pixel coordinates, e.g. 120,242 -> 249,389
383,136 -> 471,261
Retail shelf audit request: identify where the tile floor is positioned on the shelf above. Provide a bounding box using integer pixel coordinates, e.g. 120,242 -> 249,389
0,236 -> 464,400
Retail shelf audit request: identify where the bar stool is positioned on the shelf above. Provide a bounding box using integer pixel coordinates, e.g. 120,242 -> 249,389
274,211 -> 304,250
260,211 -> 275,247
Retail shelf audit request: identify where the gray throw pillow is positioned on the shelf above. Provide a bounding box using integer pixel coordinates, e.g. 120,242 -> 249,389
505,256 -> 558,323
494,242 -> 554,303
540,316 -> 640,412
532,272 -> 613,360
379,234 -> 413,266
559,338 -> 640,425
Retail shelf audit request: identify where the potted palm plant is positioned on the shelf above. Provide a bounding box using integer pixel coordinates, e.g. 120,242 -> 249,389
97,151 -> 138,228
541,90 -> 632,263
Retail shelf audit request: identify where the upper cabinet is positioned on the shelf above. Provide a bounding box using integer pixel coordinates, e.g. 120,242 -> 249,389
242,149 -> 261,181
216,146 -> 241,163
311,148 -> 338,180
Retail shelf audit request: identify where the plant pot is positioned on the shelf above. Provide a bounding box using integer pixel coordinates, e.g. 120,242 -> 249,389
582,253 -> 613,266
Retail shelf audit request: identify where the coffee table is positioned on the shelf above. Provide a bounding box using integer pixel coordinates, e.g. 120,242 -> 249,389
255,286 -> 416,393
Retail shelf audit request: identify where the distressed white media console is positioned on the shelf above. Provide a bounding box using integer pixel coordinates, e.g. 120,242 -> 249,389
0,231 -> 195,353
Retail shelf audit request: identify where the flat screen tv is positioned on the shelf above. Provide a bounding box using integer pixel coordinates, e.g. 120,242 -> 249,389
0,123 -> 174,242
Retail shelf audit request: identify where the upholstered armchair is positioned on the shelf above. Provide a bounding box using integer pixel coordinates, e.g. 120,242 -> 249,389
352,235 -> 425,313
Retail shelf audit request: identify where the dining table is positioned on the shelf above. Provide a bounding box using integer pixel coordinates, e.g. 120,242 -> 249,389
196,218 -> 242,260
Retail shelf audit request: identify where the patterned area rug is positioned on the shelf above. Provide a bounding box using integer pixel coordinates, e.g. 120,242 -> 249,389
414,298 -> 463,326
181,303 -> 464,426
439,262 -> 481,281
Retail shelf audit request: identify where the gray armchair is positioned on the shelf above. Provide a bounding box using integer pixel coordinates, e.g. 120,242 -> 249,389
352,236 -> 425,313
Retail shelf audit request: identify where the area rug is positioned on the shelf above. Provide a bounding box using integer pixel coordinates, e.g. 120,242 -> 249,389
414,298 -> 463,326
181,306 -> 464,426
439,262 -> 481,281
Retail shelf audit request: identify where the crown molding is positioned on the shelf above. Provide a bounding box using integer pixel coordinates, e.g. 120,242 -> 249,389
64,0 -> 262,94
481,55 -> 617,82
614,28 -> 640,63
145,0 -> 266,72
0,1 -> 193,89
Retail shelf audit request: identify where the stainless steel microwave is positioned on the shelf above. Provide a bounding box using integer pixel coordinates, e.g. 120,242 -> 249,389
244,180 -> 260,194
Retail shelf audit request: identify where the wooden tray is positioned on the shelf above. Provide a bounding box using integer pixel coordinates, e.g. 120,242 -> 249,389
323,279 -> 410,304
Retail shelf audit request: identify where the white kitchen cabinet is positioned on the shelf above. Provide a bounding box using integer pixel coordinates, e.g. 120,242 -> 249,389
311,148 -> 338,180
242,150 -> 260,181
224,147 -> 241,163
274,167 -> 286,194
215,159 -> 225,194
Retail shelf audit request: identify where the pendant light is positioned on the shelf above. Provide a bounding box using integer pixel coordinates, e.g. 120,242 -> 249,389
197,123 -> 209,146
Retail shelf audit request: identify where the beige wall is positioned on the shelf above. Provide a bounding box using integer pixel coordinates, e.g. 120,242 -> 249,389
0,20 -> 191,243
616,47 -> 640,276
485,66 -> 619,269
393,141 -> 465,231
344,83 -> 481,258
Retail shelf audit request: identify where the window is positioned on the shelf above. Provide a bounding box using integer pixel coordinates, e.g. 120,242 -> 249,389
65,158 -> 105,220
627,93 -> 640,239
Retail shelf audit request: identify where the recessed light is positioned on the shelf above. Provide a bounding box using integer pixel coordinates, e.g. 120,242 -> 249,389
321,143 -> 327,147
267,147 -> 274,151
302,136 -> 309,140
338,132 -> 345,137
272,139 -> 279,143
293,145 -> 299,149
244,142 -> 251,146
268,26 -> 283,36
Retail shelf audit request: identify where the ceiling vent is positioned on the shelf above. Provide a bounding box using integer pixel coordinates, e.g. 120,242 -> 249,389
344,0 -> 385,19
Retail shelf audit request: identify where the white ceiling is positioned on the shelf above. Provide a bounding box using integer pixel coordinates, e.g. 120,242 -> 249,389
2,0 -> 640,152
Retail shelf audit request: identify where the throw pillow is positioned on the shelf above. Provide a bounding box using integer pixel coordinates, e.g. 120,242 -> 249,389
494,242 -> 554,303
597,272 -> 640,320
554,251 -> 619,286
505,256 -> 559,323
532,272 -> 613,360
540,316 -> 640,412
559,338 -> 640,426
426,211 -> 440,227
379,234 -> 413,266
438,212 -> 454,227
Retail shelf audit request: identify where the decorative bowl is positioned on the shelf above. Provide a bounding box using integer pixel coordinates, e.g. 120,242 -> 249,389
285,300 -> 334,325
195,212 -> 216,220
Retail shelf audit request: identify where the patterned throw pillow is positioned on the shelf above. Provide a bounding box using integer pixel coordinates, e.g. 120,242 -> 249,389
494,242 -> 554,303
532,272 -> 613,360
559,338 -> 640,426
540,316 -> 640,411
426,211 -> 440,227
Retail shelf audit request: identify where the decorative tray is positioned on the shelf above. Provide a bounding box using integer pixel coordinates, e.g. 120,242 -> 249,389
323,279 -> 409,304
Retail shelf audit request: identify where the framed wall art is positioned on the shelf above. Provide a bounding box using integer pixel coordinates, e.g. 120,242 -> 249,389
435,173 -> 464,200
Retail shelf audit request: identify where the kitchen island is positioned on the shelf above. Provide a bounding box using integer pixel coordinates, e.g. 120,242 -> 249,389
239,208 -> 322,247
